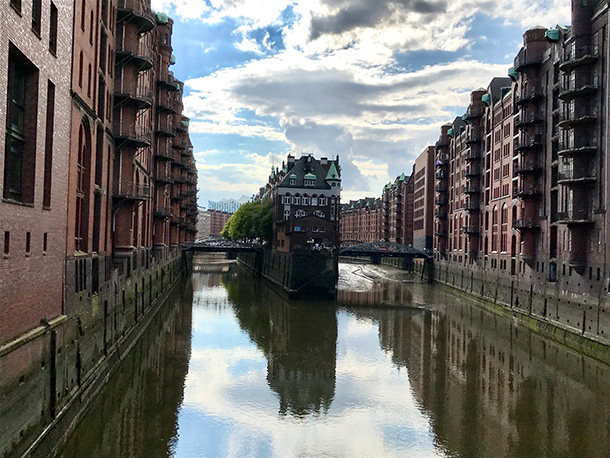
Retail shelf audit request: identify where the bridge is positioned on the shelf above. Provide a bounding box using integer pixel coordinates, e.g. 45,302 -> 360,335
183,240 -> 261,253
339,241 -> 431,259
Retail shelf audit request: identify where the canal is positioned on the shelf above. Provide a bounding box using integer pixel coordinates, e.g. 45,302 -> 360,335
60,258 -> 610,457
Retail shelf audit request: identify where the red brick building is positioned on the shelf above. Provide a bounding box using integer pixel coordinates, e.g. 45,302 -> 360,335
0,0 -> 72,342
340,198 -> 382,243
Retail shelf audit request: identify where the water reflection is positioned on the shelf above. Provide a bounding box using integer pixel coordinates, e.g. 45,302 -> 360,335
59,262 -> 610,457
223,273 -> 337,417
60,280 -> 194,457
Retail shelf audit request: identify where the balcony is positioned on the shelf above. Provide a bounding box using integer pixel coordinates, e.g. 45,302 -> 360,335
436,185 -> 448,193
514,160 -> 542,175
557,208 -> 594,224
559,44 -> 599,72
464,149 -> 481,161
158,72 -> 181,91
559,78 -> 598,101
514,48 -> 543,72
435,197 -> 448,206
117,0 -> 155,32
514,134 -> 543,151
463,201 -> 479,211
558,141 -> 597,156
557,162 -> 597,184
172,138 -> 187,150
436,138 -> 450,148
170,191 -> 185,201
512,218 -> 539,230
514,88 -> 544,105
113,181 -> 150,200
465,166 -> 481,177
513,184 -> 541,197
464,106 -> 484,120
465,132 -> 481,144
173,174 -> 187,184
114,81 -> 153,109
463,183 -> 480,194
171,215 -> 185,225
557,106 -> 598,128
153,206 -> 173,218
156,96 -> 178,113
461,225 -> 480,235
115,39 -> 153,71
154,145 -> 174,161
154,168 -> 174,184
114,124 -> 152,147
435,170 -> 448,180
435,230 -> 448,238
435,212 -> 448,219
514,111 -> 544,128
156,118 -> 176,137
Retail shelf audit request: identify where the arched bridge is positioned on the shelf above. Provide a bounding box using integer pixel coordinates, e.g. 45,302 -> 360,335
339,241 -> 431,259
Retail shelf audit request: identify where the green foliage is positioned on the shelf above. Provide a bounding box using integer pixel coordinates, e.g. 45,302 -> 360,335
222,199 -> 273,243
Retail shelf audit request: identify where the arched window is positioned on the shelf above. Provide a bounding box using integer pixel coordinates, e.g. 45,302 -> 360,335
81,0 -> 86,30
492,206 -> 499,252
501,204 -> 508,252
75,119 -> 92,252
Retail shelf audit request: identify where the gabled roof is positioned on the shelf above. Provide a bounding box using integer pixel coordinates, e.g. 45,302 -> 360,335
326,162 -> 340,180
277,155 -> 336,190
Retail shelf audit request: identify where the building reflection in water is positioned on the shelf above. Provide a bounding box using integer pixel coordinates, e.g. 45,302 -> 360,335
350,288 -> 610,457
59,282 -> 194,457
222,272 -> 338,417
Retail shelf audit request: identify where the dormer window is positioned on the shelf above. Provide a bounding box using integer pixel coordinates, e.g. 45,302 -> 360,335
295,210 -> 306,218
305,179 -> 315,186
290,178 -> 296,185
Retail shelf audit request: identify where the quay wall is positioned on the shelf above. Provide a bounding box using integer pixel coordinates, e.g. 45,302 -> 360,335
0,248 -> 192,458
432,260 -> 610,363
238,250 -> 338,299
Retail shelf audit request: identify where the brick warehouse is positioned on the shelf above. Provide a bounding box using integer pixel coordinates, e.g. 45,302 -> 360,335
0,0 -> 198,454
432,1 -> 610,346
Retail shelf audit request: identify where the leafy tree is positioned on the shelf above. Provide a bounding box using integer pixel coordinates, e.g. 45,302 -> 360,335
222,199 -> 273,243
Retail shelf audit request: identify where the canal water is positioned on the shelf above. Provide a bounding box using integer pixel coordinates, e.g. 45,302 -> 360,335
60,259 -> 610,457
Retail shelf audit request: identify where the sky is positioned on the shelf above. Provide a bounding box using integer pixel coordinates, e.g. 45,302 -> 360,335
150,0 -> 571,207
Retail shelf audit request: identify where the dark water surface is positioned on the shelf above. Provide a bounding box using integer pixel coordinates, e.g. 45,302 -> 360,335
60,261 -> 610,457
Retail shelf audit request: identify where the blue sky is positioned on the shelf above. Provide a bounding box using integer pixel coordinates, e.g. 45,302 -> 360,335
151,0 -> 571,207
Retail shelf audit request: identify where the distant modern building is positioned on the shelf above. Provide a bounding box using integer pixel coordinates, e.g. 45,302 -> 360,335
208,198 -> 243,214
197,207 -> 210,239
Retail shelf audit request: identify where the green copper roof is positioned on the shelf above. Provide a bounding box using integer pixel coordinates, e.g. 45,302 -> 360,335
156,12 -> 169,24
545,29 -> 559,41
181,120 -> 189,128
169,54 -> 176,65
399,172 -> 407,182
508,66 -> 518,81
304,172 -> 316,180
325,162 -> 340,180
290,173 -> 297,178
481,93 -> 491,106
447,128 -> 454,137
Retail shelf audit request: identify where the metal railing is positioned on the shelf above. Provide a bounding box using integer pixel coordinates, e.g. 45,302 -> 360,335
514,88 -> 543,104
512,218 -> 539,229
114,80 -> 153,106
113,181 -> 150,200
113,124 -> 152,145
557,162 -> 597,181
556,208 -> 593,222
514,48 -> 543,70
153,206 -> 173,217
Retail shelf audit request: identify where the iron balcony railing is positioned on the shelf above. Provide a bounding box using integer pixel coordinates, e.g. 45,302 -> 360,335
464,106 -> 484,120
514,48 -> 543,71
513,184 -> 541,197
116,0 -> 155,30
114,80 -> 153,103
558,106 -> 598,126
557,162 -> 597,182
154,168 -> 174,184
115,38 -> 154,70
514,134 -> 543,151
113,181 -> 150,200
556,208 -> 593,223
512,218 -> 539,229
153,206 -> 173,218
559,76 -> 598,100
114,123 -> 152,146
461,225 -> 480,235
514,160 -> 541,174
560,44 -> 599,71
558,139 -> 597,155
514,87 -> 544,104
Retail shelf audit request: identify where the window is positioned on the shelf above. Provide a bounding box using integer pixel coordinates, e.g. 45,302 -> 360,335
25,232 -> 31,254
319,196 -> 327,206
4,48 -> 38,203
10,0 -> 21,14
283,194 -> 291,204
314,210 -> 325,218
311,197 -> 318,206
49,3 -> 58,55
4,232 -> 10,256
305,178 -> 315,186
79,51 -> 83,87
43,233 -> 48,253
43,81 -> 55,208
294,195 -> 300,205
283,210 -> 290,220
302,196 -> 309,205
289,178 -> 296,185
81,0 -> 86,31
295,210 -> 306,218
87,63 -> 92,97
32,0 -> 42,35
89,10 -> 94,44
75,119 -> 91,251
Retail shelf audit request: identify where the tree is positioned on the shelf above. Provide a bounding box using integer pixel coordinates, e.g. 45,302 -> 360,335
222,199 -> 273,243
